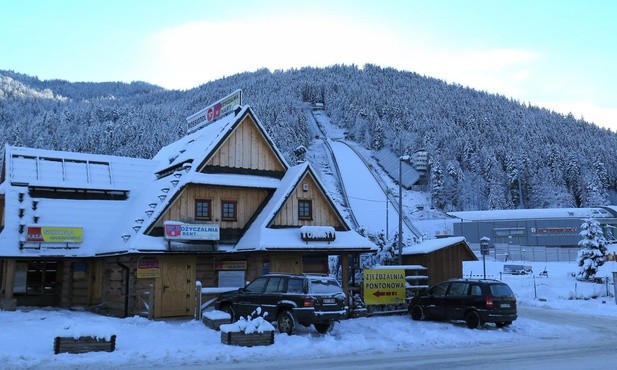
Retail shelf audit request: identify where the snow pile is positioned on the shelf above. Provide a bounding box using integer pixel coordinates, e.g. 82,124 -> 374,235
219,308 -> 275,334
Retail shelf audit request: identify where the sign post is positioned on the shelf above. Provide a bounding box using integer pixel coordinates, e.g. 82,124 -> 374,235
480,237 -> 491,279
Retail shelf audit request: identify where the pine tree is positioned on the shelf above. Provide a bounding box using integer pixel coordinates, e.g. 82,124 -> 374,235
576,218 -> 607,281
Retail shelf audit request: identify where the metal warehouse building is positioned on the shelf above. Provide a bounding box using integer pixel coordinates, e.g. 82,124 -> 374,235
449,206 -> 617,249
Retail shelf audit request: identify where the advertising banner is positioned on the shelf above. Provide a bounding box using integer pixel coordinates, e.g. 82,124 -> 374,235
186,89 -> 242,128
26,226 -> 83,243
363,269 -> 406,305
137,257 -> 160,278
164,222 -> 220,240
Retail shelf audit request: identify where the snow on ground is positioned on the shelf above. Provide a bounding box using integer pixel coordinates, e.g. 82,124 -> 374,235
2,258 -> 616,370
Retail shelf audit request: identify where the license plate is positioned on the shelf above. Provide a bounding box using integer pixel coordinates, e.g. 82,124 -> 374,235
501,303 -> 511,308
323,298 -> 336,304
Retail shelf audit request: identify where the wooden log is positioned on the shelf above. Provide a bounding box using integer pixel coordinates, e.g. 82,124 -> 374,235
220,331 -> 274,347
53,335 -> 116,354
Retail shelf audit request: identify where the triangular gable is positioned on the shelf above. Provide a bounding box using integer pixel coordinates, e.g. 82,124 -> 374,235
197,108 -> 288,176
233,162 -> 376,252
270,167 -> 348,230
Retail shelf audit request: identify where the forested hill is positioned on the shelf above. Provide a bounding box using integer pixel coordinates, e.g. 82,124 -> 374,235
1,65 -> 616,212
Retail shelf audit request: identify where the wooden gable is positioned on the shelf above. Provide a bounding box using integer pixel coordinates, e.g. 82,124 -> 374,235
271,170 -> 347,230
151,184 -> 271,231
200,114 -> 286,176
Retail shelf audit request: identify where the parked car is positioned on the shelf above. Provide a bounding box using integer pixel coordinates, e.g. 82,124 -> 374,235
408,278 -> 517,329
213,273 -> 348,335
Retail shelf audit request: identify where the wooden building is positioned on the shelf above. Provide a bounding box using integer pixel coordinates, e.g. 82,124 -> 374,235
402,236 -> 477,287
0,92 -> 375,318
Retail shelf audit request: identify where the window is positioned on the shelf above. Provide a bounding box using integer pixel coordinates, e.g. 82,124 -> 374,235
447,282 -> 469,296
221,200 -> 237,221
195,199 -> 211,220
298,199 -> 313,220
264,277 -> 286,293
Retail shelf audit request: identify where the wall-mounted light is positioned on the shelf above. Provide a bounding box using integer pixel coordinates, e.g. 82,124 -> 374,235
18,208 -> 25,217
32,200 -> 39,210
33,215 -> 39,223
18,192 -> 25,202
19,223 -> 25,233
302,183 -> 309,192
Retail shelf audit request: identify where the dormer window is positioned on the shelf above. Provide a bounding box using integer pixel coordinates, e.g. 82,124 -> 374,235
298,199 -> 313,220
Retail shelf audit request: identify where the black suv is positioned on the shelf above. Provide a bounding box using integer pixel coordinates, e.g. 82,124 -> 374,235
408,279 -> 517,329
214,273 -> 348,335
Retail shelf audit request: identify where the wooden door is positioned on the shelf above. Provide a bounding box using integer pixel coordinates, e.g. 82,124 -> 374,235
156,257 -> 196,317
269,255 -> 303,274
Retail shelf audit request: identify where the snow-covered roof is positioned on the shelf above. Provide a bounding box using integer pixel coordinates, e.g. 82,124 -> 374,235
448,207 -> 613,222
402,236 -> 468,255
0,104 -> 374,257
235,162 -> 376,252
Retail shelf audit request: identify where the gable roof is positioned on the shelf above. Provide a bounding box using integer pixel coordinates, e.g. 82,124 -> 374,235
402,236 -> 477,261
235,162 -> 375,252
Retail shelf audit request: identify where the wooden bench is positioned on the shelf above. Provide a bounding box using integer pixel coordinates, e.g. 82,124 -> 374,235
54,335 -> 116,354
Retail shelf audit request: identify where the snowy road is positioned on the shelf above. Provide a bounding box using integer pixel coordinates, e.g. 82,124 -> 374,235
172,306 -> 616,370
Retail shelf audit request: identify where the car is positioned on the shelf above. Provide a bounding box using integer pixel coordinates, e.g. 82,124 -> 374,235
408,278 -> 517,329
213,273 -> 348,335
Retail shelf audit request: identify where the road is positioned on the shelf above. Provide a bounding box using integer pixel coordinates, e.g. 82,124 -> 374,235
185,306 -> 617,370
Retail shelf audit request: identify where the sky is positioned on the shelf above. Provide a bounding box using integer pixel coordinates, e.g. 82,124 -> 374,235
1,1 -> 616,130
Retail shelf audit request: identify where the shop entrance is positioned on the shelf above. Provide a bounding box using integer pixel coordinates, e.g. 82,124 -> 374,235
156,257 -> 195,317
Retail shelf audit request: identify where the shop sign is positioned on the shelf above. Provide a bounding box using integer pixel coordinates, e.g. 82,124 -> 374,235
363,269 -> 406,305
26,226 -> 83,243
214,261 -> 247,270
137,257 -> 160,278
164,222 -> 220,240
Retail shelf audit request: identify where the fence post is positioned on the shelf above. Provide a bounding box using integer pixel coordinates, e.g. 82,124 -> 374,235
195,281 -> 202,321
148,284 -> 154,320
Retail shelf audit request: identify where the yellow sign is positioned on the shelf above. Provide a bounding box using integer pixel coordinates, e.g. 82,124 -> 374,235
363,269 -> 406,305
26,226 -> 83,243
137,257 -> 160,278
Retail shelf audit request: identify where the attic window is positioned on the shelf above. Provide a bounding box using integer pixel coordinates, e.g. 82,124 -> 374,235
195,199 -> 212,220
221,200 -> 237,221
298,199 -> 312,220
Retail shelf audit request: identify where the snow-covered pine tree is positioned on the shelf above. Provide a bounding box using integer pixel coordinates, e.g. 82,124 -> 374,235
576,218 -> 608,281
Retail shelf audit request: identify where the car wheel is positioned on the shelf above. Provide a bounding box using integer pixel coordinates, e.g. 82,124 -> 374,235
465,311 -> 482,329
277,310 -> 296,335
496,321 -> 512,328
219,304 -> 236,322
410,305 -> 424,321
314,322 -> 333,334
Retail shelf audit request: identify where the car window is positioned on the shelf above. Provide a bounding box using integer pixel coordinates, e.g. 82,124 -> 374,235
430,283 -> 448,297
309,278 -> 343,294
469,284 -> 483,296
447,282 -> 469,296
287,278 -> 305,293
490,283 -> 514,297
264,277 -> 285,293
244,277 -> 268,293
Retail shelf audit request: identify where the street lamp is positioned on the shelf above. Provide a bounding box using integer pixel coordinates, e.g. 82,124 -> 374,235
398,155 -> 410,265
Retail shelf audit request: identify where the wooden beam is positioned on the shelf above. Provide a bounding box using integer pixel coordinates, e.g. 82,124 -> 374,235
1,259 -> 16,299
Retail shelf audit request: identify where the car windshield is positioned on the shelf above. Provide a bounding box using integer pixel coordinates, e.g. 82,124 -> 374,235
490,283 -> 514,297
309,278 -> 343,294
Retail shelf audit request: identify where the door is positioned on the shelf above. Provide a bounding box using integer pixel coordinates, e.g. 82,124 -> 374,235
157,257 -> 196,318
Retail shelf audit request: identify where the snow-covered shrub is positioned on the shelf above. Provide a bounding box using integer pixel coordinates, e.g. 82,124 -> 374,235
576,218 -> 607,281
